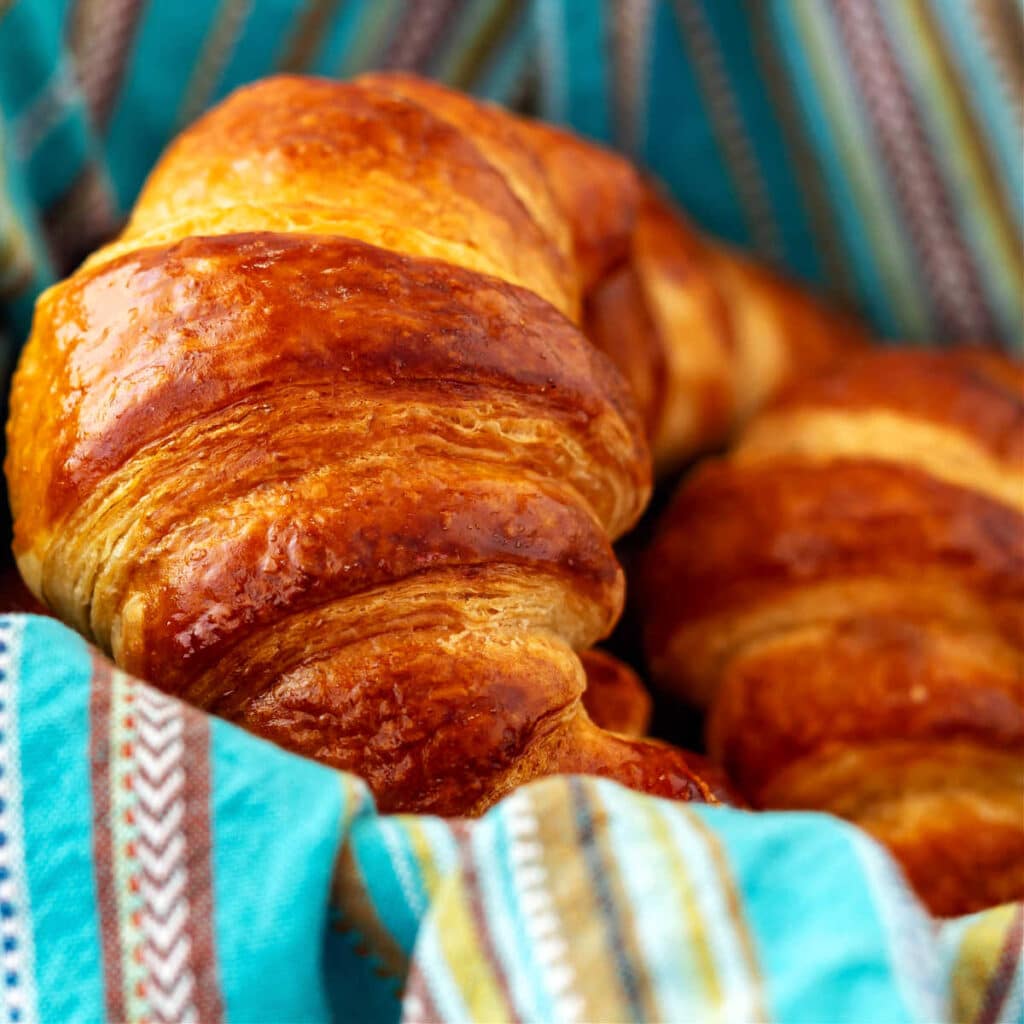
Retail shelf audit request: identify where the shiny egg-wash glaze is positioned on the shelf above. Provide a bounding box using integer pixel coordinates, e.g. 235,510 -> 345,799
644,350 -> 1024,915
8,74 -> 726,815
360,73 -> 868,473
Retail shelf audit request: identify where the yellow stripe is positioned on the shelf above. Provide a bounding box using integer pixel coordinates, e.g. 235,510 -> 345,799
336,0 -> 401,77
433,872 -> 514,1021
277,0 -> 347,73
531,782 -> 633,1021
790,1 -> 932,337
404,818 -> 445,902
583,785 -> 662,1020
175,0 -> 252,129
887,0 -> 1024,337
644,803 -> 724,1007
687,812 -> 769,1022
949,904 -> 1021,1023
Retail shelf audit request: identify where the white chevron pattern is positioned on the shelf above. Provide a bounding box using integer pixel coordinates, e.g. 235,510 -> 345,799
502,790 -> 585,1024
133,686 -> 198,1024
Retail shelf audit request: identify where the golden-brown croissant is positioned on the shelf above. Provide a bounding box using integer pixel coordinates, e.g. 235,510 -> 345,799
579,649 -> 652,738
584,183 -> 869,471
642,348 -> 1024,915
359,72 -> 869,472
6,73 -> 723,815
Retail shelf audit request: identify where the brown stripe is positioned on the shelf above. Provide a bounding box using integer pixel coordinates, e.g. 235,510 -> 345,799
41,163 -> 120,275
910,0 -> 1024,280
572,779 -> 660,1021
748,3 -> 858,301
688,812 -> 768,1020
448,0 -> 522,90
330,840 -> 409,983
971,0 -> 1024,127
88,656 -> 126,1024
277,0 -> 347,73
403,963 -> 444,1024
68,0 -> 145,128
977,904 -> 1024,1024
671,0 -> 786,260
610,0 -> 654,154
381,0 -> 461,72
181,705 -> 224,1024
175,0 -> 252,130
452,819 -> 522,1021
831,0 -> 1000,341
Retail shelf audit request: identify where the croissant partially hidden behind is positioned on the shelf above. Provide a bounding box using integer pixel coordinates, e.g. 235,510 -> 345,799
644,349 -> 1024,915
7,73 -> 749,815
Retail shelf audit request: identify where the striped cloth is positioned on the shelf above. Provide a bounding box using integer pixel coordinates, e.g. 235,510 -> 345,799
0,610 -> 1020,1024
0,0 -> 1021,366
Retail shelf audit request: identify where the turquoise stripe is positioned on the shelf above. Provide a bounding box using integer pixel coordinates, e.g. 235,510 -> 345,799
571,779 -> 647,1020
104,3 -> 225,208
411,914 -> 473,1024
15,616 -> 105,1024
323,812 -> 405,1024
848,831 -> 945,1022
0,3 -> 66,117
310,0 -> 371,77
693,806 -> 926,1023
535,0 -> 570,123
876,0 -> 1022,349
931,0 -> 1024,230
598,785 -> 704,1021
351,817 -> 430,955
698,0 -> 824,282
768,0 -> 909,338
473,6 -> 533,103
481,793 -> 558,1021
216,1 -> 302,99
559,0 -> 613,141
19,91 -> 91,208
469,814 -> 535,1020
210,719 -> 343,1024
322,917 -> 402,1024
644,1 -> 749,248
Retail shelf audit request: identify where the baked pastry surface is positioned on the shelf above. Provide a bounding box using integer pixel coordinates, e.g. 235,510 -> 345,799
644,349 -> 1024,914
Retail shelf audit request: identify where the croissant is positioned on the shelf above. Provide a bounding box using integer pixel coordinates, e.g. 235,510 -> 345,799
642,348 -> 1024,915
493,110 -> 867,469
358,73 -> 869,472
579,649 -> 652,738
6,73 -> 724,815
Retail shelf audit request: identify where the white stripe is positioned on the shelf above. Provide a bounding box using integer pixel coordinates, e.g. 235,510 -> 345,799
381,823 -> 428,918
12,62 -> 79,158
0,618 -> 39,1024
506,789 -> 584,1024
848,831 -> 944,1023
660,805 -> 762,1021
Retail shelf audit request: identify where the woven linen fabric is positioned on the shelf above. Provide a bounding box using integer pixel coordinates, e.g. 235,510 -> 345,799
0,0 -> 1021,364
0,611 -> 1018,1024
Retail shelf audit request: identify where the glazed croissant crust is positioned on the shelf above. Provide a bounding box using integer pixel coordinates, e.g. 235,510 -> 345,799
7,73 -> 730,814
643,348 -> 1024,915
